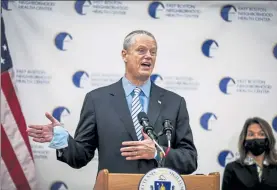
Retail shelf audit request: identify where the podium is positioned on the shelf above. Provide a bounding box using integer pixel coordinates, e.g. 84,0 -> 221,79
94,169 -> 220,190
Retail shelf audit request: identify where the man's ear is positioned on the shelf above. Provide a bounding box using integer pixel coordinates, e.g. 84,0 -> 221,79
121,49 -> 128,63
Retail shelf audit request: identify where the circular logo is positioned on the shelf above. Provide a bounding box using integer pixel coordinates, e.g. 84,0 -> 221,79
200,112 -> 217,131
272,116 -> 277,132
72,70 -> 89,88
219,77 -> 236,94
50,181 -> 68,190
201,39 -> 219,58
220,5 -> 237,22
55,32 -> 73,51
52,106 -> 70,123
138,167 -> 186,190
218,150 -> 234,167
273,43 -> 277,59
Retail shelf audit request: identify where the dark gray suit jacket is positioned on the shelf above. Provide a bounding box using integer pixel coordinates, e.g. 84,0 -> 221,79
57,79 -> 198,174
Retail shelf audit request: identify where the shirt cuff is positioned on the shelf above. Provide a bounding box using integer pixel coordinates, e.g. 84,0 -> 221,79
48,126 -> 69,149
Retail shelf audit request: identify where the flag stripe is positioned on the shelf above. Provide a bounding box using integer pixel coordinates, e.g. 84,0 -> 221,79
1,71 -> 33,160
1,125 -> 31,190
0,158 -> 17,190
1,87 -> 37,189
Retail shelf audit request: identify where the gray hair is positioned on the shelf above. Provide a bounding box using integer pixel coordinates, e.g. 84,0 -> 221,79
123,30 -> 157,50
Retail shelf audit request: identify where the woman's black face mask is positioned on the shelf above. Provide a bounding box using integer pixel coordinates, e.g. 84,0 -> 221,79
244,138 -> 269,156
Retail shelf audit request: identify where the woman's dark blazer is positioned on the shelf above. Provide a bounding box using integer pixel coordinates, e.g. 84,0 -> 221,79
222,160 -> 277,190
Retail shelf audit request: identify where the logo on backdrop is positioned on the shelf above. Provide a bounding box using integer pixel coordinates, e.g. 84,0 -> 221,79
1,0 -> 12,11
1,0 -> 56,11
201,39 -> 219,58
74,0 -> 129,16
72,70 -> 121,89
218,150 -> 235,167
72,71 -> 90,88
219,77 -> 236,94
148,1 -> 165,19
272,116 -> 277,133
50,181 -> 68,190
55,32 -> 73,51
148,1 -> 202,19
220,5 -> 237,22
273,44 -> 277,59
150,74 -> 199,91
75,0 -> 92,15
150,74 -> 163,85
220,4 -> 274,22
31,144 -> 50,160
200,112 -> 217,131
219,76 -> 272,95
138,167 -> 186,190
15,69 -> 52,85
52,106 -> 70,123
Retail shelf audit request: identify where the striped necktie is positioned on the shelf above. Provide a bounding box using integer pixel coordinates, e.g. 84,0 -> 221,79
131,87 -> 143,140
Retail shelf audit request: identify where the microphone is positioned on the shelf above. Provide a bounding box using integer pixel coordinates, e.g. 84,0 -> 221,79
137,112 -> 166,166
162,119 -> 173,158
137,112 -> 157,141
163,119 -> 173,143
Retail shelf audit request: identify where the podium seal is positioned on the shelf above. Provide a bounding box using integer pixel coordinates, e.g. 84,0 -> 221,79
138,167 -> 186,190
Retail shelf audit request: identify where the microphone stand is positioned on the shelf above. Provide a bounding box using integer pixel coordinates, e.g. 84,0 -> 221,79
160,119 -> 173,167
153,139 -> 165,165
156,131 -> 171,168
146,131 -> 165,167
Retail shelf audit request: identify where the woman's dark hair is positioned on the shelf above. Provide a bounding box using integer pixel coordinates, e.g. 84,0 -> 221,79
238,117 -> 277,165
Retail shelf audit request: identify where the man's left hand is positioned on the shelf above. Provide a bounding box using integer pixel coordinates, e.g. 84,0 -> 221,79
120,130 -> 156,160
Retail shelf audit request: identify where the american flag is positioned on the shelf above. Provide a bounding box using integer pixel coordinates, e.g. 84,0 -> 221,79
1,15 -> 38,189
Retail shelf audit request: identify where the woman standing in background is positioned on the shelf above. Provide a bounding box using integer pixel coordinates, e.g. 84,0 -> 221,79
222,117 -> 277,190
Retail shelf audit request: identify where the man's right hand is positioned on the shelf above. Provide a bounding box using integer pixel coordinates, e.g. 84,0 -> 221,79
27,112 -> 61,143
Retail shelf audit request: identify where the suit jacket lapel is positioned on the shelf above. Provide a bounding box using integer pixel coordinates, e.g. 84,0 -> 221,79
109,79 -> 138,141
147,83 -> 164,128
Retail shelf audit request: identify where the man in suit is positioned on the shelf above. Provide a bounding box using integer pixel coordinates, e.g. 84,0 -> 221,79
27,30 -> 198,175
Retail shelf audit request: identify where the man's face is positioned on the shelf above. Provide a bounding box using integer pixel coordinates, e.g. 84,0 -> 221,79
122,34 -> 157,81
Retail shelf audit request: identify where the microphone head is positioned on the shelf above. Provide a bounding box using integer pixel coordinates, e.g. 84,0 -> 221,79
163,119 -> 173,133
137,112 -> 149,125
163,119 -> 171,125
